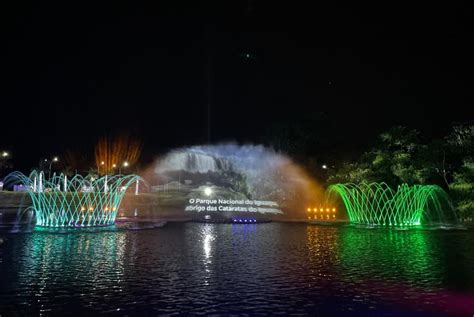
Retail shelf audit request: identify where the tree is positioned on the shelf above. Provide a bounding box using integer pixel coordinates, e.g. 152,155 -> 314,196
61,166 -> 75,177
328,126 -> 425,187
447,124 -> 474,150
86,167 -> 99,180
327,162 -> 372,184
450,158 -> 474,221
446,124 -> 474,220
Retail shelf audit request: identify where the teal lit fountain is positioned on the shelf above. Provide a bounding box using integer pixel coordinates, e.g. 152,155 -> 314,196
327,183 -> 455,227
5,171 -> 140,228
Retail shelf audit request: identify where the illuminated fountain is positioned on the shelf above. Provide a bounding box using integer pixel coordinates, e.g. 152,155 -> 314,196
4,171 -> 140,227
327,183 -> 454,226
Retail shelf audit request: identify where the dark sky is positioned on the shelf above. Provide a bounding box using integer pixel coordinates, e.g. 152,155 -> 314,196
1,1 -> 473,170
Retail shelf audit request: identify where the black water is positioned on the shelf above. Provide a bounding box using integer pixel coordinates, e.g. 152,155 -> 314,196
0,223 -> 473,316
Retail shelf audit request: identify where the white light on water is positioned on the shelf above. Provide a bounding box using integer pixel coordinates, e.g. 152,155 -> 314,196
203,233 -> 214,259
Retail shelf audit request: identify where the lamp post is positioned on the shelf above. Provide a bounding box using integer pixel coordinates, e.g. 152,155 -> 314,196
98,161 -> 105,175
112,164 -> 117,175
0,151 -> 9,178
120,161 -> 129,175
1,151 -> 9,167
47,157 -> 59,180
321,164 -> 331,182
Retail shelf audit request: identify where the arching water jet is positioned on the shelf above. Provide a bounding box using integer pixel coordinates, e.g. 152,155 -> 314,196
4,171 -> 140,228
327,183 -> 456,227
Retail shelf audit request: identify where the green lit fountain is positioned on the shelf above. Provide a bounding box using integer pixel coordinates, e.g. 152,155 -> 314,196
5,171 -> 140,227
327,183 -> 453,226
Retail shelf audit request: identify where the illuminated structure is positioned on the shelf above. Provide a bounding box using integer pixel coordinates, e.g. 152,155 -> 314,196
327,183 -> 450,226
5,171 -> 140,227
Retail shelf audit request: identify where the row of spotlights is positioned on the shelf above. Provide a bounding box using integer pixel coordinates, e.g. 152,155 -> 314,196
233,219 -> 257,223
307,207 -> 336,212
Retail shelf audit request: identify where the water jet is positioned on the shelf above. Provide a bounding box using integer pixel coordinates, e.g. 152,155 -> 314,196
4,171 -> 140,228
327,183 -> 455,227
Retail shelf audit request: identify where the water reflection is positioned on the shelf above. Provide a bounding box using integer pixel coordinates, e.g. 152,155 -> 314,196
5,231 -> 127,313
339,228 -> 438,286
336,227 -> 455,314
203,234 -> 212,259
306,225 -> 340,263
0,223 -> 473,315
200,224 -> 215,261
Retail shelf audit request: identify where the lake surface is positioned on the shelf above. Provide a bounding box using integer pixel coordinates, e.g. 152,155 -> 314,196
1,222 -> 473,316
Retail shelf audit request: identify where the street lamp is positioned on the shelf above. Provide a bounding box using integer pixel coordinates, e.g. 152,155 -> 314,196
98,161 -> 105,175
119,161 -> 129,175
1,151 -> 10,177
322,164 -> 328,170
112,163 -> 117,175
47,157 -> 59,179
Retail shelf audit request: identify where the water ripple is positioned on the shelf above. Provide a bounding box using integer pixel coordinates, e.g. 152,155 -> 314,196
0,223 -> 473,315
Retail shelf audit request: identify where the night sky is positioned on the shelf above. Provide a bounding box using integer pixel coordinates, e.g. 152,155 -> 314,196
1,1 -> 473,171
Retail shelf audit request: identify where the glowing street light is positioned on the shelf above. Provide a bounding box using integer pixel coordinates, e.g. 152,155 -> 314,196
322,164 -> 328,169
98,161 -> 105,175
1,151 -> 9,158
119,161 -> 129,174
47,157 -> 59,179
112,164 -> 117,175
